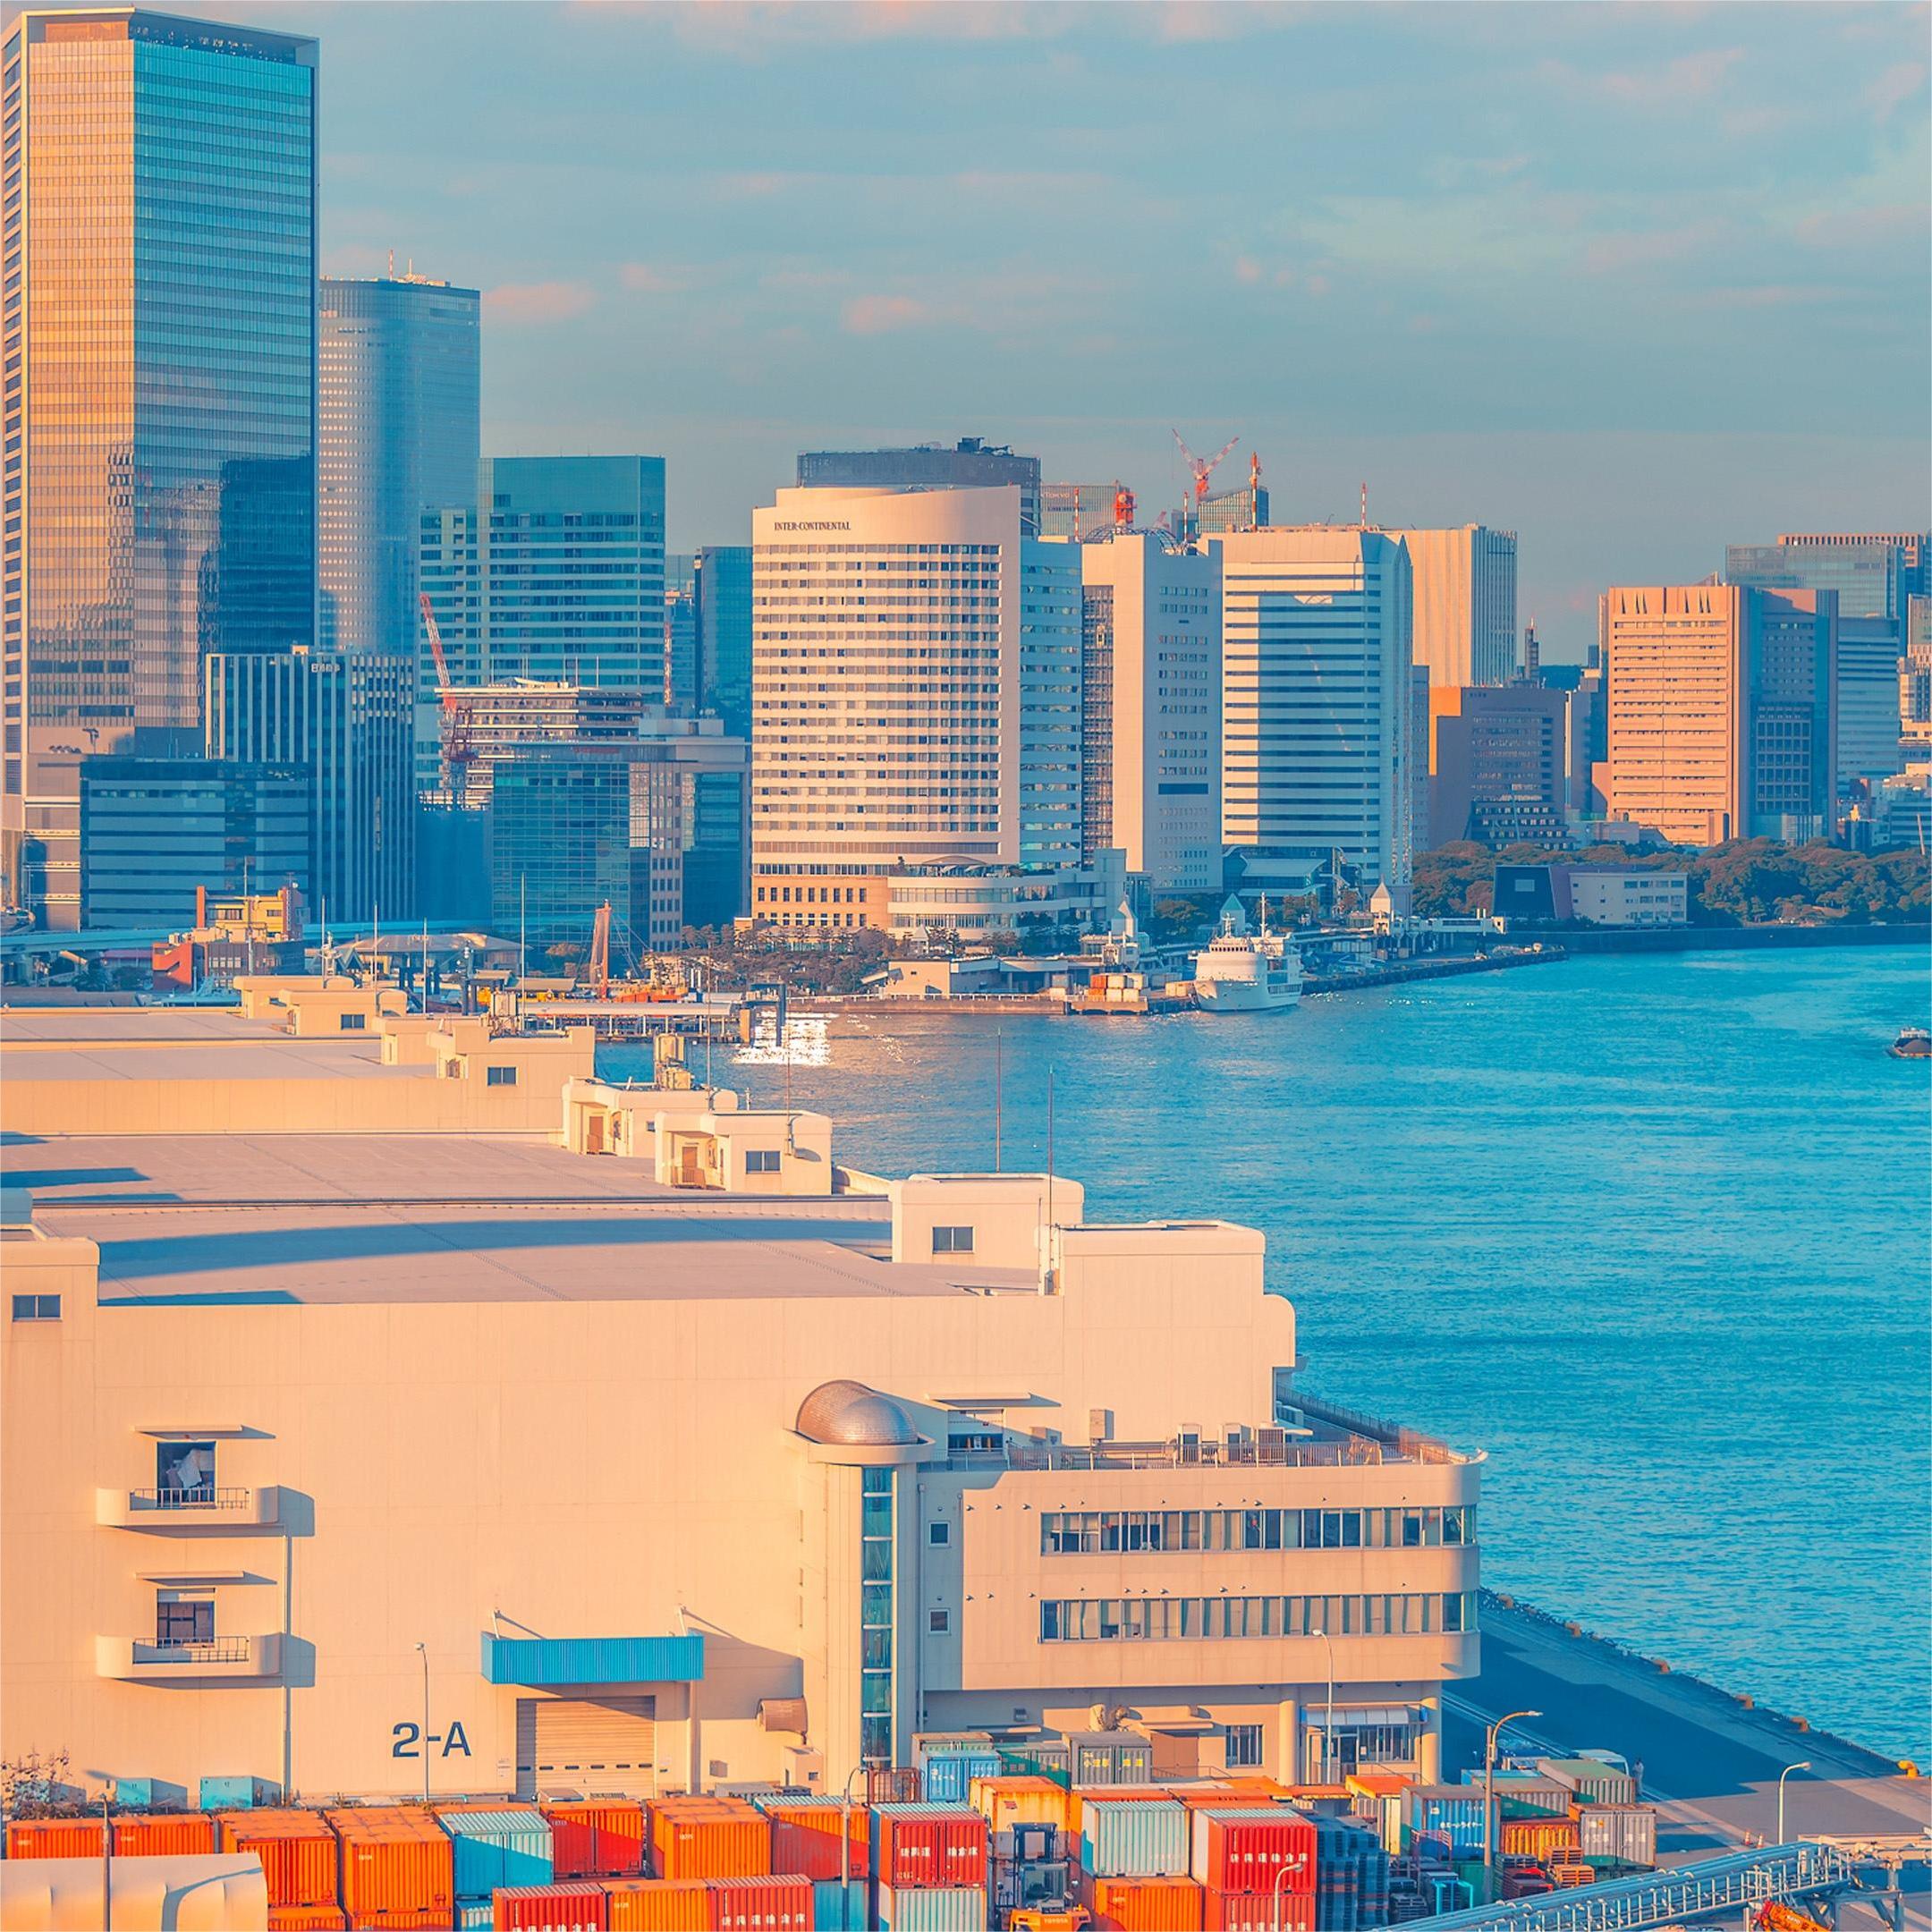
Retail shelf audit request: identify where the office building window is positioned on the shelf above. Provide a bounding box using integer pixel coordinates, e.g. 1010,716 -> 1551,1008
10,1294 -> 60,1321
932,1225 -> 974,1255
486,1065 -> 517,1087
928,1521 -> 951,1546
339,1013 -> 367,1031
155,1596 -> 216,1648
745,1149 -> 781,1174
929,1610 -> 950,1634
1224,1724 -> 1266,1768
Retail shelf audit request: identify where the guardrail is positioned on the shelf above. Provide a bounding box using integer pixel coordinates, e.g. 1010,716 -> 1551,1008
131,1639 -> 252,1665
127,1487 -> 252,1513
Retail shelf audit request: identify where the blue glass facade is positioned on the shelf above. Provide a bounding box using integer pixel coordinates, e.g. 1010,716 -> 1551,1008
3,9 -> 317,928
695,544 -> 753,741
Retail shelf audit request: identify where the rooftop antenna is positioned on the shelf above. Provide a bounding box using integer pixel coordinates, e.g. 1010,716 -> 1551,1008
387,247 -> 394,277
1360,482 -> 1368,527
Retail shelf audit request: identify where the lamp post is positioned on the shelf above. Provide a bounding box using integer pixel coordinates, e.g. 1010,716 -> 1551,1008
1483,1708 -> 1541,1904
101,1792 -> 112,1932
837,1760 -> 867,1932
1271,1850 -> 1309,1932
1309,1626 -> 1335,1782
1776,1761 -> 1811,1845
414,1643 -> 430,1803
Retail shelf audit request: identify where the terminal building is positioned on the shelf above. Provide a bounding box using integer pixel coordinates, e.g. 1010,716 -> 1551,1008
1,992 -> 1479,1806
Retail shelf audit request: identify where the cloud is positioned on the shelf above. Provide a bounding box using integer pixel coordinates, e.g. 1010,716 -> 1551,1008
1583,223 -> 1719,275
1792,203 -> 1924,250
484,280 -> 597,324
1233,256 -> 1264,285
1866,59 -> 1928,122
841,293 -> 936,335
1599,46 -> 1744,104
620,262 -> 699,294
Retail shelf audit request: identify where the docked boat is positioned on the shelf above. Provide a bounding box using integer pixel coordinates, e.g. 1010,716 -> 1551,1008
1192,897 -> 1303,1013
1887,1025 -> 1931,1060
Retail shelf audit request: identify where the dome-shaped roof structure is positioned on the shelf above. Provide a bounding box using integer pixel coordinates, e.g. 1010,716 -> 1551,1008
796,1379 -> 921,1447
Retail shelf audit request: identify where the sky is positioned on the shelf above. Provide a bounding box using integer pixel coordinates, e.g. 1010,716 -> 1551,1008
231,0 -> 1927,657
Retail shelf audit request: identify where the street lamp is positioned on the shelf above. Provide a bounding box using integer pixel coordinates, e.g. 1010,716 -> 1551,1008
1272,1850 -> 1310,1932
1776,1761 -> 1811,1845
837,1760 -> 867,1932
1309,1626 -> 1335,1783
414,1643 -> 430,1804
1483,1708 -> 1541,1905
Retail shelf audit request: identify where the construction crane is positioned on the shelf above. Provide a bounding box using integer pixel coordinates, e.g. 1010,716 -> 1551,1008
418,591 -> 471,801
588,900 -> 613,998
1173,428 -> 1240,507
1113,485 -> 1135,530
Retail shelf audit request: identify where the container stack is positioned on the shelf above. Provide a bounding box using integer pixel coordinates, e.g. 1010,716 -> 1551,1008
648,1797 -> 772,1882
971,1775 -> 1073,1919
869,1802 -> 989,1932
1573,1801 -> 1656,1873
1190,1807 -> 1318,1932
219,1808 -> 346,1930
1395,1785 -> 1487,1860
326,1807 -> 457,1932
1537,1759 -> 1639,1808
753,1792 -> 870,1928
544,1801 -> 649,1880
1075,1792 -> 1199,1932
436,1804 -> 556,1929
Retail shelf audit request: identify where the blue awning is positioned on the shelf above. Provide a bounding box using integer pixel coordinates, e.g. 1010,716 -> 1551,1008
480,1632 -> 705,1686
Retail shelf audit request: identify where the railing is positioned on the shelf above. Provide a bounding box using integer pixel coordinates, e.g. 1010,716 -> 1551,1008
949,1436 -> 1407,1472
131,1638 -> 252,1665
127,1486 -> 252,1513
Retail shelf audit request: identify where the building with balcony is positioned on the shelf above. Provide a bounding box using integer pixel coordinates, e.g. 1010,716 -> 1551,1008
1,998 -> 1479,1803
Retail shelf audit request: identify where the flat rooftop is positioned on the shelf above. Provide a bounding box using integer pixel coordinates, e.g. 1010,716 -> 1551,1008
0,1006 -> 401,1082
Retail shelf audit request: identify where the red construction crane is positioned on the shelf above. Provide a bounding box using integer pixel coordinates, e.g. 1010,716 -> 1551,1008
419,590 -> 471,799
1173,428 -> 1240,504
1113,485 -> 1136,530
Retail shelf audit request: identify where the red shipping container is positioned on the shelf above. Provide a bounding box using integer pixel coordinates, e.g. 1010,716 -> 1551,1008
872,1806 -> 988,1892
496,1882 -> 611,1932
767,1807 -> 870,1882
606,1879 -> 715,1932
110,1812 -> 218,1858
1191,1811 -> 1317,1897
267,1910 -> 350,1932
1204,1890 -> 1315,1932
705,1875 -> 814,1931
543,1801 -> 648,1879
1088,1877 -> 1207,1932
5,1819 -> 106,1860
326,1806 -> 455,1929
220,1809 -> 341,1907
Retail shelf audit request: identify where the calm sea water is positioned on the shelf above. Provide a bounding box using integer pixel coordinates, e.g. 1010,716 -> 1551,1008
607,945 -> 1932,1760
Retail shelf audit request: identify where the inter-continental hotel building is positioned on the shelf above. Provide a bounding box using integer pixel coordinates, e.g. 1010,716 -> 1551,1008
2,992 -> 1478,1802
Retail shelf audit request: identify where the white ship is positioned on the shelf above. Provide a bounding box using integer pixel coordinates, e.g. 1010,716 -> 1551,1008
1192,897 -> 1304,1013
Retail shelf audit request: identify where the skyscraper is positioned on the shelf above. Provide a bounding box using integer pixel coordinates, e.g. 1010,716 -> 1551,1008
750,484 -> 1080,927
694,545 -> 753,742
664,553 -> 699,711
1379,526 -> 1517,689
797,438 -> 1042,534
1076,534 -> 1222,892
318,275 -> 479,659
1041,482 -> 1128,541
1725,531 -> 1928,620
2,7 -> 318,928
1425,684 -> 1570,849
1209,528 -> 1415,901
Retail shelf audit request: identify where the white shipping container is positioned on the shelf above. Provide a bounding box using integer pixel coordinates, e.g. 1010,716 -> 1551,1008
1083,1801 -> 1190,1877
876,1884 -> 989,1932
1575,1805 -> 1657,1868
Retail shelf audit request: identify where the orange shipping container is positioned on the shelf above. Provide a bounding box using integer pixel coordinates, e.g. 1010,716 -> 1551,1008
1204,1891 -> 1314,1932
1088,1877 -> 1207,1932
221,1809 -> 341,1907
970,1775 -> 1074,1836
606,1879 -> 715,1932
108,1813 -> 218,1858
327,1806 -> 456,1929
6,1819 -> 106,1860
705,1875 -> 813,1932
543,1801 -> 648,1879
651,1800 -> 770,1881
766,1807 -> 870,1881
1502,1816 -> 1580,1862
267,1909 -> 350,1932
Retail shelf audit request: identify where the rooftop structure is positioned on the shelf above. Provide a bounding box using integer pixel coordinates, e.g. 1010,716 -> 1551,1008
798,437 -> 1042,535
2,994 -> 1479,1801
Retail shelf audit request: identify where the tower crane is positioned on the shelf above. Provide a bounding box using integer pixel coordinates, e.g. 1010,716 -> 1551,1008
1172,428 -> 1240,507
418,590 -> 471,801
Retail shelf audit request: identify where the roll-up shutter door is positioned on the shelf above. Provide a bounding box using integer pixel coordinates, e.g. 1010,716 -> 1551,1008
516,1694 -> 657,1798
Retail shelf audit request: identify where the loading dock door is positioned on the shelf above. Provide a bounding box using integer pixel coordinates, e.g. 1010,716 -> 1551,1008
516,1694 -> 657,1797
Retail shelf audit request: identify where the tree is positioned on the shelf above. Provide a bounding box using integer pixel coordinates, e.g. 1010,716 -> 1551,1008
1,1746 -> 73,1819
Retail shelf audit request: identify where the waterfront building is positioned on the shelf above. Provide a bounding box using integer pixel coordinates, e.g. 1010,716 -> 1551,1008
884,850 -> 1128,942
695,545 -> 754,741
1427,684 -> 1570,849
204,648 -> 415,924
1494,862 -> 1688,927
1076,534 -> 1222,892
0,995 -> 1479,1798
665,552 -> 699,711
78,758 -> 309,930
750,485 -> 1083,929
1208,527 -> 1416,903
318,274 -> 480,658
1600,585 -> 1836,846
1042,481 -> 1127,541
798,437 -> 1042,534
2,7 -> 318,929
1378,526 -> 1517,689
419,456 -> 668,791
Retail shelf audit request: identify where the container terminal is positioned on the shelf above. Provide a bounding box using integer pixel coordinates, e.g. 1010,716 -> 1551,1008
1,986 -> 1924,1931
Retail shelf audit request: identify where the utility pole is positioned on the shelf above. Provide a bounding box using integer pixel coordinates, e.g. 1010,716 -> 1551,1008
1484,1708 -> 1541,1902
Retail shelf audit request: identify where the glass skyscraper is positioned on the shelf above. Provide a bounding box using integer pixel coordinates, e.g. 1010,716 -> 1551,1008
694,544 -> 752,741
2,8 -> 318,928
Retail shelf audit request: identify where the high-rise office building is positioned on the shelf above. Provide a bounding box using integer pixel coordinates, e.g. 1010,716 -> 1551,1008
1426,685 -> 1570,849
1076,534 -> 1222,892
1725,531 -> 1928,620
797,438 -> 1042,534
695,545 -> 753,741
1209,529 -> 1416,901
1902,598 -> 1932,753
750,485 -> 1080,928
1379,526 -> 1516,689
664,552 -> 699,711
1837,615 -> 1909,787
205,648 -> 414,922
1042,482 -> 1127,541
318,275 -> 479,659
2,7 -> 318,928
1600,584 -> 1836,845
419,457 -> 667,792
1195,481 -> 1270,537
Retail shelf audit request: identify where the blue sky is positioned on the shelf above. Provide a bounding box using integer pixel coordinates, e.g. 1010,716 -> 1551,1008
249,0 -> 1925,655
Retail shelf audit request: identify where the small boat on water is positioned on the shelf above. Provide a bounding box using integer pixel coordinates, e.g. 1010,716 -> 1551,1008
1887,1025 -> 1931,1060
1192,896 -> 1304,1013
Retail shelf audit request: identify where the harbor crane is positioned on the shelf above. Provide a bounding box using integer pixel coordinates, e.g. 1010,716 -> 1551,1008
418,590 -> 471,800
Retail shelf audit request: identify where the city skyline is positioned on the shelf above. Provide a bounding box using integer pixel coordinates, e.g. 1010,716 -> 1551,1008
182,0 -> 1929,661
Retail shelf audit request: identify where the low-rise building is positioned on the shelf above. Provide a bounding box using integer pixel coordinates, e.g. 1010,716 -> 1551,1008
1494,864 -> 1689,927
1,1001 -> 1479,1801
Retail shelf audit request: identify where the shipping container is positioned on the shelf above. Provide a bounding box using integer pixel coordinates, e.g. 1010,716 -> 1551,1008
764,1801 -> 871,1881
1085,1877 -> 1207,1932
220,1809 -> 341,1907
1493,1781 -> 1574,1820
1397,1789 -> 1487,1859
1500,1816 -> 1579,1862
1191,1811 -> 1318,1897
606,1880 -> 714,1932
920,1751 -> 1003,1806
543,1801 -> 648,1880
200,1775 -> 280,1810
875,1883 -> 987,1932
1537,1761 -> 1638,1808
1070,1736 -> 1154,1787
705,1873 -> 814,1930
457,1907 -> 495,1932
970,1775 -> 1074,1836
1203,1888 -> 1316,1932
813,1879 -> 867,1932
651,1799 -> 772,1880
106,1811 -> 217,1858
1179,1782 -> 1293,1808
5,1818 -> 106,1860
998,1746 -> 1072,1784
1573,1805 -> 1656,1869
267,1908 -> 351,1932
1082,1801 -> 1191,1879
438,1805 -> 555,1902
870,1805 -> 989,1892
113,1778 -> 185,1809
494,1880 -> 612,1931
328,1806 -> 457,1930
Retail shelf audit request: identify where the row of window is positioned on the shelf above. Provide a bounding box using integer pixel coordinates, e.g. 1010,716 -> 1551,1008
1041,1504 -> 1476,1555
1039,1591 -> 1479,1642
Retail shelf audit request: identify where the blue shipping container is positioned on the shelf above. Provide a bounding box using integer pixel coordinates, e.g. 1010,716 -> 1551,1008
1400,1789 -> 1487,1858
877,1885 -> 989,1932
438,1806 -> 555,1901
1081,1801 -> 1190,1877
198,1776 -> 278,1811
815,1879 -> 867,1930
921,1752 -> 1002,1805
